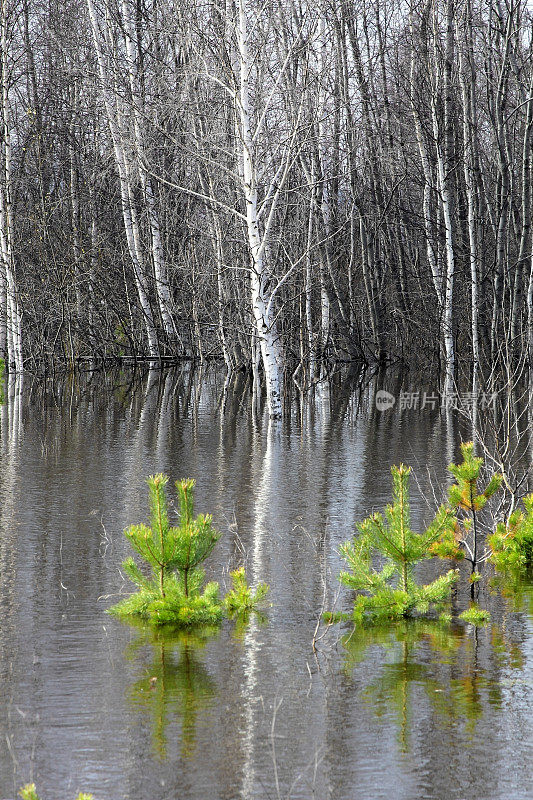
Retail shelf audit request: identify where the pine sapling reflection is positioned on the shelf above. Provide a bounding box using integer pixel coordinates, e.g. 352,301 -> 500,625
335,464 -> 458,624
109,475 -> 268,626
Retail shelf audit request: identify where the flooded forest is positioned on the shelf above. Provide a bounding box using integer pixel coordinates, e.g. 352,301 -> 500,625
0,0 -> 533,798
0,0 -> 533,405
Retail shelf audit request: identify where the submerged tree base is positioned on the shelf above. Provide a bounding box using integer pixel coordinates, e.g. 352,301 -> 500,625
108,575 -> 224,627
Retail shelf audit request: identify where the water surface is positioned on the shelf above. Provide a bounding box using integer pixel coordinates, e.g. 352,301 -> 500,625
0,368 -> 532,799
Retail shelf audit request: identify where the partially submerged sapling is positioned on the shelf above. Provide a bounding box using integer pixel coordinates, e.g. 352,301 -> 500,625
430,442 -> 502,595
224,567 -> 269,615
108,475 -> 268,627
19,786 -> 93,800
334,464 -> 458,624
488,494 -> 533,573
430,441 -> 533,599
331,446 -> 533,629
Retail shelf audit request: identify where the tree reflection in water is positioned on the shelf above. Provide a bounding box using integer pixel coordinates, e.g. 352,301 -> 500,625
126,624 -> 218,760
342,618 -> 524,753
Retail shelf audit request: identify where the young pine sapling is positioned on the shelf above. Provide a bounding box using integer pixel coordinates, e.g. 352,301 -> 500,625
430,442 -> 502,594
109,475 -> 268,627
336,464 -> 458,624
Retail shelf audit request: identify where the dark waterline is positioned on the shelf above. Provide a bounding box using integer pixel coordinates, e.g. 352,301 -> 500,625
0,368 -> 532,800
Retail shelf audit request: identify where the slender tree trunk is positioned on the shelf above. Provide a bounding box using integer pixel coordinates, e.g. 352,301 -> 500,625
0,1 -> 22,372
458,0 -> 480,384
87,0 -> 159,358
236,0 -> 282,418
121,0 -> 175,343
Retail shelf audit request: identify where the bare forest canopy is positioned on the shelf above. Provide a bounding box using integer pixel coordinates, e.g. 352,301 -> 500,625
0,0 -> 532,413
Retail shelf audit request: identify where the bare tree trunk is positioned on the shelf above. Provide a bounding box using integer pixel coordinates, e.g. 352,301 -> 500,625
458,0 -> 480,384
235,0 -> 283,418
87,0 -> 159,358
429,0 -> 456,395
0,0 -> 22,372
121,0 -> 175,343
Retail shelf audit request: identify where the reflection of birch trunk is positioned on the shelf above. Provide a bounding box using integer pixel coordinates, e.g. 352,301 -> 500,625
123,370 -> 160,519
5,372 -> 22,450
241,421 -> 275,799
251,333 -> 261,412
0,374 -> 22,634
155,370 -> 173,464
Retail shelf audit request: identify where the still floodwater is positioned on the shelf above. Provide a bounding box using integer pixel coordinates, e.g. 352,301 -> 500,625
0,368 -> 532,800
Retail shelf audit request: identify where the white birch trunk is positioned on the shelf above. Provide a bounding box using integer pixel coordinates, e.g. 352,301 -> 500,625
88,172 -> 98,333
409,11 -> 442,305
317,14 -> 331,360
69,103 -> 82,318
214,218 -> 232,370
430,0 -> 455,396
434,137 -> 456,397
237,0 -> 282,418
305,185 -> 316,384
0,5 -> 22,372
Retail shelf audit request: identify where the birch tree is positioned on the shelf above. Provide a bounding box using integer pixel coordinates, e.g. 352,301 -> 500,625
87,0 -> 160,358
0,0 -> 22,372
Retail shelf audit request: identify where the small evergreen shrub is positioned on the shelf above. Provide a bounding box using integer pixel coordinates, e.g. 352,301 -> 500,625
108,475 -> 268,627
224,567 -> 269,615
19,786 -> 93,800
428,443 -> 533,578
330,450 -> 533,628
459,605 -> 491,626
335,464 -> 459,624
430,442 -> 502,584
488,495 -> 533,572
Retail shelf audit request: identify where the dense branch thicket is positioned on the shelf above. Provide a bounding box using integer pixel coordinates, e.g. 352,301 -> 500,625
1,0 -> 533,408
